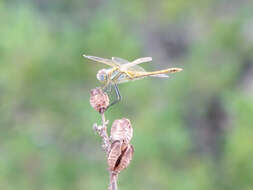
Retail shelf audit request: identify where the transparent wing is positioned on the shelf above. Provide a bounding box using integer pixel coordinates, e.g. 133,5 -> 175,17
83,54 -> 118,67
151,74 -> 169,78
112,56 -> 152,72
122,57 -> 152,69
112,57 -> 129,65
132,57 -> 152,64
127,65 -> 146,72
113,56 -> 153,72
112,56 -> 148,72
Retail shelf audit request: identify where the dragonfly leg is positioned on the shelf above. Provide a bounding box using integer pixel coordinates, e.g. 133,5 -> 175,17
102,84 -> 110,93
101,80 -> 112,93
107,83 -> 121,109
114,83 -> 122,102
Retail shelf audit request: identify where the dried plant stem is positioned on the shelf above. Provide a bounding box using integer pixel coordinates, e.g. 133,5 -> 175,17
93,113 -> 110,154
109,172 -> 118,190
93,113 -> 121,190
90,89 -> 133,190
101,113 -> 110,154
93,113 -> 119,190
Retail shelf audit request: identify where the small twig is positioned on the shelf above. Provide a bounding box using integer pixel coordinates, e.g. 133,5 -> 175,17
93,113 -> 118,190
93,113 -> 110,154
109,171 -> 118,190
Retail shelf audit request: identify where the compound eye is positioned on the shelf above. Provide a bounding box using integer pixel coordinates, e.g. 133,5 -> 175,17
97,70 -> 107,82
99,74 -> 105,81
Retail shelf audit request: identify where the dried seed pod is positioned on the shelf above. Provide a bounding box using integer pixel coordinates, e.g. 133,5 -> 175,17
114,144 -> 134,173
110,118 -> 133,144
90,88 -> 109,113
107,140 -> 122,171
120,142 -> 129,152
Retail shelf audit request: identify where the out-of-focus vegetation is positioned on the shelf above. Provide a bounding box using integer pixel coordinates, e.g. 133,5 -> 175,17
0,0 -> 253,189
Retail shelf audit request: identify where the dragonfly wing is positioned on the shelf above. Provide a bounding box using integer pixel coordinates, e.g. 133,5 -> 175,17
112,57 -> 129,65
112,57 -> 149,72
122,57 -> 152,69
132,57 -> 152,64
83,54 -> 118,67
127,65 -> 146,72
112,56 -> 148,73
151,74 -> 169,78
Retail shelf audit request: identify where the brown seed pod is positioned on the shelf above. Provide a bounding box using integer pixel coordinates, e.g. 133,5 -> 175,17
108,142 -> 134,174
110,118 -> 133,144
90,88 -> 109,113
107,140 -> 122,171
114,144 -> 134,173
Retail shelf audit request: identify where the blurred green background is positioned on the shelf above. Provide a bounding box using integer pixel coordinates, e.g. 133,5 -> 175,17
1,0 -> 253,189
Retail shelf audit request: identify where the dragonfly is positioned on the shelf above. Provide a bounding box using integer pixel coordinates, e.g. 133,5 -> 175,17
83,54 -> 183,108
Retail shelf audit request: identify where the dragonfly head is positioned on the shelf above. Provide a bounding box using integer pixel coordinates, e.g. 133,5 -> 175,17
96,69 -> 108,83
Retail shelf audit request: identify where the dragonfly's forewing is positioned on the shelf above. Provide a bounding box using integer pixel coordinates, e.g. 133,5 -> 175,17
112,57 -> 148,73
127,65 -> 146,72
122,57 -> 152,69
112,57 -> 129,65
132,57 -> 152,64
83,55 -> 117,67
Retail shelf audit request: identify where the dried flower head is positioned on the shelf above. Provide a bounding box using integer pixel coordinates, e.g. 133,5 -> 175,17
107,140 -> 122,171
107,143 -> 134,174
114,144 -> 134,173
90,88 -> 109,113
110,118 -> 133,144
